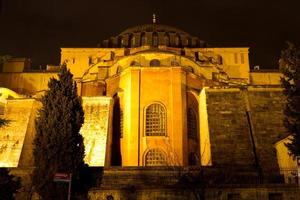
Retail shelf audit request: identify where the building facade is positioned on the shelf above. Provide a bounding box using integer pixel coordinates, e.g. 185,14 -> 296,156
0,24 -> 299,199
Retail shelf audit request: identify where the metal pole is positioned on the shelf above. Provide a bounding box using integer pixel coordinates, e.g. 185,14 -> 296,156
68,173 -> 72,200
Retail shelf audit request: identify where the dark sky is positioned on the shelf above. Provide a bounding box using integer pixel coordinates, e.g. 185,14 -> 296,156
1,0 -> 300,69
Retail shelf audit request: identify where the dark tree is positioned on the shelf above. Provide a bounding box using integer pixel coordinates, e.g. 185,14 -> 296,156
32,65 -> 85,199
280,42 -> 300,157
0,168 -> 21,200
0,118 -> 9,127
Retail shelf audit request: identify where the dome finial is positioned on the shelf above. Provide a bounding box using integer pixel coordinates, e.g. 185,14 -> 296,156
152,13 -> 156,24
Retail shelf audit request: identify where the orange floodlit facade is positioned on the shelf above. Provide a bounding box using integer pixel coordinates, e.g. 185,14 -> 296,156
0,24 -> 298,195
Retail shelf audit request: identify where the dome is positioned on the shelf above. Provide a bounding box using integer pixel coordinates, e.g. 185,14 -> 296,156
100,24 -> 206,48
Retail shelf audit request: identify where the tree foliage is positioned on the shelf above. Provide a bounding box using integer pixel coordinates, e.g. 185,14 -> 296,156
32,65 -> 85,199
280,42 -> 300,157
0,118 -> 9,127
0,168 -> 21,200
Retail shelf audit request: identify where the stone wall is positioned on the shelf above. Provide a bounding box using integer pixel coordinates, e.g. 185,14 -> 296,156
206,88 -> 285,179
206,89 -> 255,167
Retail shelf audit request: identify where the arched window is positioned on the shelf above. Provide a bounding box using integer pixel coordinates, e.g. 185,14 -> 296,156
164,33 -> 170,46
152,32 -> 158,47
150,59 -> 160,67
145,149 -> 166,166
145,103 -> 166,136
141,33 -> 147,46
187,108 -> 197,139
175,35 -> 181,46
130,34 -> 135,47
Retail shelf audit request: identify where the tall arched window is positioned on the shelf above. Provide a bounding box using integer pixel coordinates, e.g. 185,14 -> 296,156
145,103 -> 166,136
145,149 -> 166,166
187,108 -> 197,139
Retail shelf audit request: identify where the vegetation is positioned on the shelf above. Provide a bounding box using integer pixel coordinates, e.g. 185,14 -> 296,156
0,118 -> 9,127
32,65 -> 86,199
0,168 -> 21,200
280,42 -> 300,157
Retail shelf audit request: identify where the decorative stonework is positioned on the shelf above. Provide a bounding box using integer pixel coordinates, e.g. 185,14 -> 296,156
80,97 -> 112,166
0,99 -> 34,167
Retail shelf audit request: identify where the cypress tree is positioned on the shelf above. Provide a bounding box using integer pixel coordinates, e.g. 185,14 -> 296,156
32,65 -> 85,199
280,42 -> 300,157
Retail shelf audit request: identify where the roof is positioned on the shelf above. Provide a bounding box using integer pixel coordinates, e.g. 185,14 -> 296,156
100,24 -> 206,48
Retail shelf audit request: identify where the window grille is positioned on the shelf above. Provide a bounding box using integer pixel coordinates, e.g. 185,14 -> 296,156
145,103 -> 166,136
187,108 -> 197,139
145,149 -> 166,166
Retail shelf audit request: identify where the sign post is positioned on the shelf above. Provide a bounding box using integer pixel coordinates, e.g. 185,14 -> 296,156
54,173 -> 72,200
297,156 -> 300,187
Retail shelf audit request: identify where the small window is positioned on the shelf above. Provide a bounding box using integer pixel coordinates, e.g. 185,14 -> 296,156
131,36 -> 136,47
164,34 -> 170,46
175,35 -> 180,46
145,103 -> 166,136
241,53 -> 245,64
145,149 -> 166,166
72,58 -> 75,64
227,193 -> 241,200
234,53 -> 238,64
88,57 -> 93,65
150,59 -> 160,67
153,32 -> 158,47
141,33 -> 147,46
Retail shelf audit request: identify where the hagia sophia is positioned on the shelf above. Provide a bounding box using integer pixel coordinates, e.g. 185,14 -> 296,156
0,21 -> 299,199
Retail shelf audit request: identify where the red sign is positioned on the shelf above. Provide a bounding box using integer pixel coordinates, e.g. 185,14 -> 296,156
54,173 -> 72,182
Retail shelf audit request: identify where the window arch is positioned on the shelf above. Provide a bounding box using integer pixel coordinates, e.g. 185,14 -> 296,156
150,59 -> 160,67
145,103 -> 166,136
145,149 -> 166,166
187,108 -> 197,139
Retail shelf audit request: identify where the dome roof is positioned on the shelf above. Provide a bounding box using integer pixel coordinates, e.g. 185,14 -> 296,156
100,24 -> 206,48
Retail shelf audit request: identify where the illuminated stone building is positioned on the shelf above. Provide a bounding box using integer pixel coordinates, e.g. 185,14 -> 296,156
0,23 -> 299,199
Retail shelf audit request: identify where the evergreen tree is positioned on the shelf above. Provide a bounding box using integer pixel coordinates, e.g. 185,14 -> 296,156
280,42 -> 300,157
0,168 -> 21,200
32,65 -> 85,199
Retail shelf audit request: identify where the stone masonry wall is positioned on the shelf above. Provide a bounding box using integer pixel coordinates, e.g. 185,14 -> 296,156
206,89 -> 255,167
247,88 -> 285,176
206,87 -> 286,178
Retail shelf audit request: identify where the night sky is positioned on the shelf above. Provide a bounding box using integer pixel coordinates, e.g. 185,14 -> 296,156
1,0 -> 300,69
